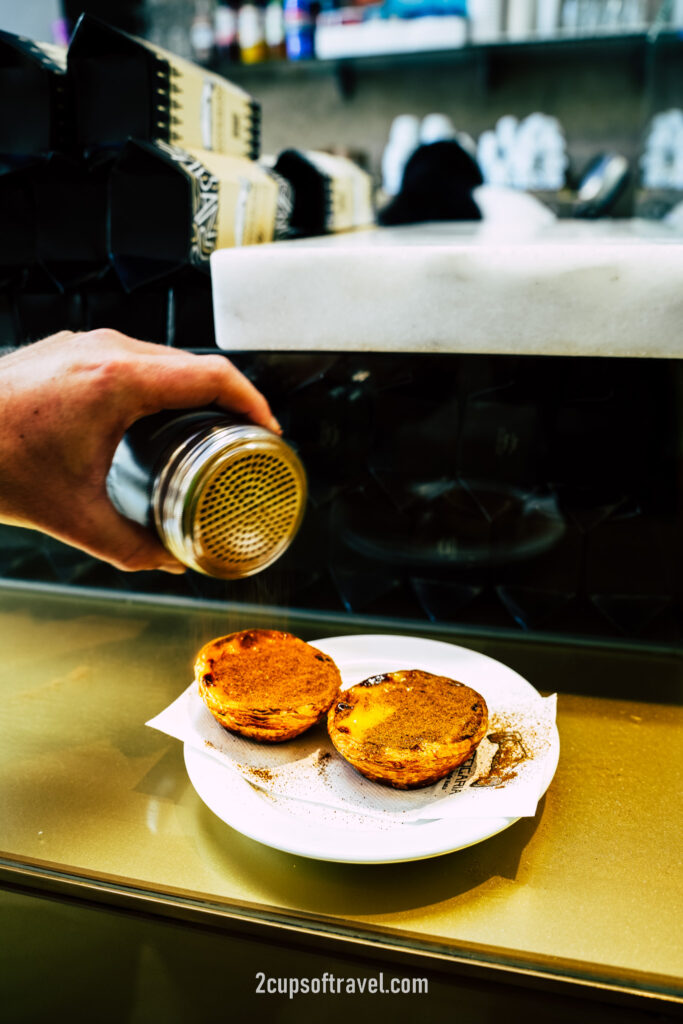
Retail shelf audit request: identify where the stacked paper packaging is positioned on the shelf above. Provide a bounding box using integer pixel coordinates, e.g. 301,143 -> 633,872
71,15 -> 282,288
70,16 -> 269,289
70,15 -> 375,289
0,15 -> 376,294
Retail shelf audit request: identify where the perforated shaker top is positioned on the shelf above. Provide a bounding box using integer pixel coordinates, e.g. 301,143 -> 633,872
192,445 -> 305,577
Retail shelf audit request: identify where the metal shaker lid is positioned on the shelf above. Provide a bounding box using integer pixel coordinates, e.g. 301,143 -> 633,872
153,421 -> 307,578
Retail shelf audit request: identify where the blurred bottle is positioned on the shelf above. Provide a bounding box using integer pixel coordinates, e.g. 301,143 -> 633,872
536,0 -> 561,36
468,0 -> 505,42
215,0 -> 241,61
265,0 -> 287,58
507,0 -> 536,38
420,113 -> 456,145
238,1 -> 268,62
144,0 -> 194,60
640,109 -> 683,190
516,113 -> 568,190
382,114 -> 420,197
618,0 -> 647,29
477,130 -> 507,185
576,0 -> 600,31
477,113 -> 568,190
284,0 -> 316,60
190,0 -> 216,64
599,0 -> 625,29
477,114 -> 519,186
560,0 -> 580,33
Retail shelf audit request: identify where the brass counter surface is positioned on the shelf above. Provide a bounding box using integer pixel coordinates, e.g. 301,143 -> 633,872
0,584 -> 681,1002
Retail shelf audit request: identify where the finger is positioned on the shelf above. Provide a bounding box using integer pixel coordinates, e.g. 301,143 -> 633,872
54,498 -> 187,574
133,352 -> 282,434
77,331 -> 281,432
207,355 -> 282,433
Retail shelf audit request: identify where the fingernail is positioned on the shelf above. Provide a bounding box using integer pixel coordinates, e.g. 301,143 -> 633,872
160,563 -> 186,575
269,416 -> 283,435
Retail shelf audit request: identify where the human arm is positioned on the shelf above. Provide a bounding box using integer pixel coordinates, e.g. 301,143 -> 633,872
0,330 -> 281,573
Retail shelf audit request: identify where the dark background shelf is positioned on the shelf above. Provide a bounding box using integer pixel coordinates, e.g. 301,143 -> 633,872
218,29 -> 682,98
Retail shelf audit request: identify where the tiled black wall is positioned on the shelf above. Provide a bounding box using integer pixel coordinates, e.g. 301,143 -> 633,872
0,267 -> 216,350
1,339 -> 681,647
246,351 -> 682,643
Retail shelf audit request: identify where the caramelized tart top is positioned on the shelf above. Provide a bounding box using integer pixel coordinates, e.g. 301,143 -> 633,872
195,628 -> 341,711
329,669 -> 488,751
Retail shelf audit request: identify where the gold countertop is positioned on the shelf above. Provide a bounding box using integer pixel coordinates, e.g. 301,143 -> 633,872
0,584 -> 681,1002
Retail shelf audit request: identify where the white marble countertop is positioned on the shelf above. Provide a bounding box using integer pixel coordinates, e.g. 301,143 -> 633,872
210,217 -> 683,358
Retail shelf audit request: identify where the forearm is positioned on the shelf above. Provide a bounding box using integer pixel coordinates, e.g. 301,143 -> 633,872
0,330 -> 279,572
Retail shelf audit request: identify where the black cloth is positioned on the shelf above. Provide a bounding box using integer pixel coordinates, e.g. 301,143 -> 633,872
379,140 -> 483,226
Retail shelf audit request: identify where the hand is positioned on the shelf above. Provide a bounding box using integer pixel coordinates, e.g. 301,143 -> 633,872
0,330 -> 281,573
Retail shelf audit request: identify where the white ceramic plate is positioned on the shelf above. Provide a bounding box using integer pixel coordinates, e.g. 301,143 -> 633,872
184,634 -> 560,864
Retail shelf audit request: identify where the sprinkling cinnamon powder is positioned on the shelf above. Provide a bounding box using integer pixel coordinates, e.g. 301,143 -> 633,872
334,670 -> 487,749
471,720 -> 530,788
244,766 -> 274,783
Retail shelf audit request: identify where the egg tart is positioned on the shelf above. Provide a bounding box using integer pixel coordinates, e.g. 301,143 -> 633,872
195,628 -> 342,742
327,669 -> 488,789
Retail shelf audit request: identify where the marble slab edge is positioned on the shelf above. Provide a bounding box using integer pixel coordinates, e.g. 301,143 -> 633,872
211,239 -> 683,359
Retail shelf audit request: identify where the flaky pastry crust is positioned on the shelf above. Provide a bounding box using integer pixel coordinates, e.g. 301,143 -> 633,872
196,628 -> 342,742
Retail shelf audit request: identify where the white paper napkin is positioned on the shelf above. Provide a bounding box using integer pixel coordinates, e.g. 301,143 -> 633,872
148,681 -> 557,823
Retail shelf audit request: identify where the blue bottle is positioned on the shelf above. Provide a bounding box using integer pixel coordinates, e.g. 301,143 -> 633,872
283,0 -> 315,60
